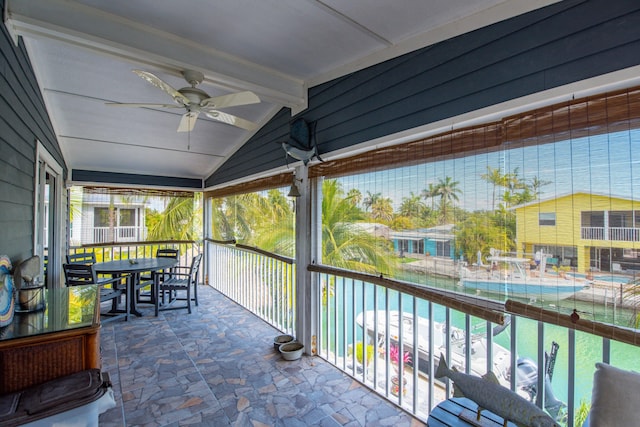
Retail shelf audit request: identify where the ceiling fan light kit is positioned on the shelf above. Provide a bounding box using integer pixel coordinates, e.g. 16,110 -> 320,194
106,69 -> 260,132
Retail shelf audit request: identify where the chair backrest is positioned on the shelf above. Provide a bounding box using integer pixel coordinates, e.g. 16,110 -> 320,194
189,254 -> 203,282
66,252 -> 97,265
63,263 -> 98,286
156,248 -> 179,259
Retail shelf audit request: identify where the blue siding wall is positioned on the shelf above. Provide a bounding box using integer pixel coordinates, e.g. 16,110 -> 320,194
207,0 -> 640,187
72,170 -> 201,189
0,0 -> 66,262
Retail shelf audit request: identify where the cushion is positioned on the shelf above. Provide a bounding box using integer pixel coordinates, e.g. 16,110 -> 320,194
589,362 -> 640,427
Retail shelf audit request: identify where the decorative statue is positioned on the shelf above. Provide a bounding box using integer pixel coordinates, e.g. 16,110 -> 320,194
0,255 -> 14,327
435,353 -> 558,427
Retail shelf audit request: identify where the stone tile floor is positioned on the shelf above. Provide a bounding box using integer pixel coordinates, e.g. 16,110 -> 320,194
98,285 -> 425,426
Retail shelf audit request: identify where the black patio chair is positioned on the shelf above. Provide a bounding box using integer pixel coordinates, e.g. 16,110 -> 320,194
137,248 -> 180,304
154,253 -> 202,315
63,263 -> 129,323
66,252 -> 97,264
66,252 -> 113,284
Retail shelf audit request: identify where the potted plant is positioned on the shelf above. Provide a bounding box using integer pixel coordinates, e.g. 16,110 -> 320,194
348,341 -> 374,374
389,344 -> 411,396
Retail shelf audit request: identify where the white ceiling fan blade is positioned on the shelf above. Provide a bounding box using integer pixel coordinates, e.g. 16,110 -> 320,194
205,110 -> 257,131
105,102 -> 181,109
132,70 -> 190,105
178,112 -> 200,132
200,91 -> 260,109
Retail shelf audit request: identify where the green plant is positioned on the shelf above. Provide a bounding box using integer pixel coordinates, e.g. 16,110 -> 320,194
349,342 -> 374,365
574,399 -> 590,427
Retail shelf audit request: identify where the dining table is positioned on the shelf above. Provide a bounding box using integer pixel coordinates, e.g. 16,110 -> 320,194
93,257 -> 178,317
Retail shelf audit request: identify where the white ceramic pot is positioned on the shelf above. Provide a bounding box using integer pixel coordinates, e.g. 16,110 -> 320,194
273,334 -> 294,349
279,342 -> 304,361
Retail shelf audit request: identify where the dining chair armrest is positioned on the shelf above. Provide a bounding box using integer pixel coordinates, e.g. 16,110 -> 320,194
157,271 -> 190,279
98,273 -> 129,289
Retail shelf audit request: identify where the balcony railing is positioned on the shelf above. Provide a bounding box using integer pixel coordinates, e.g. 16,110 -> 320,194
310,268 -> 640,426
89,226 -> 147,244
581,226 -> 640,241
206,240 -> 296,335
68,240 -> 201,267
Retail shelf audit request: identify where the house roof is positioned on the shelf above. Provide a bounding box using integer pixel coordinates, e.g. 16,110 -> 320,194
511,191 -> 637,210
390,224 -> 455,240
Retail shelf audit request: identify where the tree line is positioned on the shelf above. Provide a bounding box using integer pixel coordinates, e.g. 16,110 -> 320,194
209,166 -> 550,275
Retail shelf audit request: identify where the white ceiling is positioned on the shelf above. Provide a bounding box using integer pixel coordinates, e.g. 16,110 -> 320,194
4,0 -> 558,185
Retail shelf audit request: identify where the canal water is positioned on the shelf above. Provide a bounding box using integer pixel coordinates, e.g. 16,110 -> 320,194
325,273 -> 640,415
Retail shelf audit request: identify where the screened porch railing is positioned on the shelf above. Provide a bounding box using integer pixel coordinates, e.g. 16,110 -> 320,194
309,266 -> 640,427
68,240 -> 201,268
205,239 -> 296,336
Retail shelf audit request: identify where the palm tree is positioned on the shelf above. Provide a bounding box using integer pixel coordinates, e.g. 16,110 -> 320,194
322,180 -> 395,275
371,196 -> 394,223
209,181 -> 395,274
346,188 -> 363,207
363,191 -> 381,213
481,166 -> 506,211
399,192 -> 427,220
529,176 -> 551,198
222,192 -> 266,244
147,194 -> 201,241
69,186 -> 83,223
434,176 -> 462,223
210,197 -> 234,240
421,183 -> 439,210
252,189 -> 295,257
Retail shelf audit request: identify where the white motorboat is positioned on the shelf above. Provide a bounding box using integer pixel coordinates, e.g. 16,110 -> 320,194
356,310 -> 512,386
459,252 -> 587,301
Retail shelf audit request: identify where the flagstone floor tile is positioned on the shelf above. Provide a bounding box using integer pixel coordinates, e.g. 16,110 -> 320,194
99,285 -> 423,426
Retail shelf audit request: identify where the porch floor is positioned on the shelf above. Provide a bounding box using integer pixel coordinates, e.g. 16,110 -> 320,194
98,285 -> 423,426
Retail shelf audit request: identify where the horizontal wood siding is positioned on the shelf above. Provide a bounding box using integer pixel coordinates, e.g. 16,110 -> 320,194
205,107 -> 292,187
207,0 -> 640,187
0,0 -> 65,261
72,170 -> 202,189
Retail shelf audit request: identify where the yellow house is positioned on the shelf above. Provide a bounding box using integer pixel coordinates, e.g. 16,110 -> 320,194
514,192 -> 640,274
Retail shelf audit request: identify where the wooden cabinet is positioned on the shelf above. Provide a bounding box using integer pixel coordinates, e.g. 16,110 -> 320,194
0,285 -> 101,394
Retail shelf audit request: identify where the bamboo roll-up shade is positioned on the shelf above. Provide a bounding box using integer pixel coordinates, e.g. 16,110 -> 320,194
308,264 -> 505,325
205,172 -> 293,199
502,86 -> 640,145
309,123 -> 502,179
506,300 -> 640,348
310,85 -> 640,180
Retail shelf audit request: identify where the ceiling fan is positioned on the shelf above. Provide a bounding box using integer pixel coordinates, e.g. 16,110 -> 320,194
106,69 -> 260,132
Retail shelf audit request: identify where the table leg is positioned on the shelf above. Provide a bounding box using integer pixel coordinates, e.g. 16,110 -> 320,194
129,273 -> 143,317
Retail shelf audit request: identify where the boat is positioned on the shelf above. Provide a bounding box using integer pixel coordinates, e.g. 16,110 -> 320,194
459,251 -> 588,301
356,310 -> 566,419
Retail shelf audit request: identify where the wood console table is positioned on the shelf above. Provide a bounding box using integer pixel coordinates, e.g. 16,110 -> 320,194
0,285 -> 101,394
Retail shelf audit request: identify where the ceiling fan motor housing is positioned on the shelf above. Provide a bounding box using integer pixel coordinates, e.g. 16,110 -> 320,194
179,86 -> 209,104
182,70 -> 204,86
